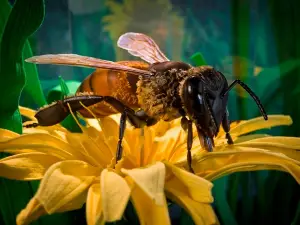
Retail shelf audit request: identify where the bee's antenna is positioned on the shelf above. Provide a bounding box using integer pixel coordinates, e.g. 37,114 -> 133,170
222,79 -> 268,120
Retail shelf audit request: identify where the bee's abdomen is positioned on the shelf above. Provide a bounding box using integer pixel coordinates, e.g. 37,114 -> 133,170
136,68 -> 188,120
77,68 -> 140,118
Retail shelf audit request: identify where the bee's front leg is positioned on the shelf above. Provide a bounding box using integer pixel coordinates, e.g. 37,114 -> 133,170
221,108 -> 233,145
181,117 -> 195,173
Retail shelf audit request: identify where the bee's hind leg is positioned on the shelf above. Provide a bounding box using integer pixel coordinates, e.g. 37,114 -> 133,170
221,109 -> 233,145
181,117 -> 195,173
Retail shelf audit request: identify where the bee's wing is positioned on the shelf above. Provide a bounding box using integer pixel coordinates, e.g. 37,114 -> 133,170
117,32 -> 170,64
25,54 -> 152,76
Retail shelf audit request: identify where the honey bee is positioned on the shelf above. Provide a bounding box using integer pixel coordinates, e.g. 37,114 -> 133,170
24,32 -> 268,172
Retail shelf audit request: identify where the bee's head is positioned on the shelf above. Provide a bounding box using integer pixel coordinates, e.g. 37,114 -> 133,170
180,71 -> 228,137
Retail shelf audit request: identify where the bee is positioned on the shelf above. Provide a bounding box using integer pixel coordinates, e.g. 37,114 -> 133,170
24,32 -> 268,173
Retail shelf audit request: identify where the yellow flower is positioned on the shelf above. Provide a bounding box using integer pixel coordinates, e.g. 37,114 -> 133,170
0,106 -> 299,225
0,106 -> 217,225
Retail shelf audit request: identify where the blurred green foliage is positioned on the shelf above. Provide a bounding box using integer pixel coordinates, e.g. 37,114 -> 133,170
0,1 -> 84,225
0,0 -> 299,225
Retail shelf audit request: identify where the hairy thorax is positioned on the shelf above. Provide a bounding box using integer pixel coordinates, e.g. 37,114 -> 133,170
136,68 -> 189,121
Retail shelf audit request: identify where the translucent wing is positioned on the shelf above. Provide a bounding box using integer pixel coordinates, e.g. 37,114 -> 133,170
25,54 -> 152,76
117,32 -> 170,64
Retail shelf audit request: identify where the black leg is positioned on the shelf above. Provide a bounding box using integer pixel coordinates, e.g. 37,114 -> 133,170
116,111 -> 127,163
181,117 -> 194,173
23,122 -> 39,128
221,109 -> 233,145
27,94 -> 158,164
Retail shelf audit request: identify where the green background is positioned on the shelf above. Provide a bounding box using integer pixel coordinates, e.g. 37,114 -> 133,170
0,0 -> 299,224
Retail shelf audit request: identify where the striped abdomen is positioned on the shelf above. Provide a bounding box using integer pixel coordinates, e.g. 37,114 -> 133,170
76,61 -> 149,118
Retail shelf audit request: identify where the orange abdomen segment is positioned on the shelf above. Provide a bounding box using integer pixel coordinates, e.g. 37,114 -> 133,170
76,61 -> 149,118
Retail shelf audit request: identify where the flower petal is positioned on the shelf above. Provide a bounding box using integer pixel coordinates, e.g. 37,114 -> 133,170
190,148 -> 300,183
0,133 -> 81,159
0,153 -> 61,180
0,128 -> 20,141
130,180 -> 171,225
16,198 -> 46,225
121,162 -> 165,205
65,132 -> 109,167
235,136 -> 300,161
19,106 -> 37,121
164,162 -> 214,203
205,161 -> 300,184
229,115 -> 292,137
35,160 -> 98,213
165,178 -> 218,225
86,119 -> 102,131
151,120 -> 171,136
86,183 -> 102,225
100,169 -> 131,222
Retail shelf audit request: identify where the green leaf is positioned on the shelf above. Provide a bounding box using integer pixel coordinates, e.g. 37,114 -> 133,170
180,208 -> 194,225
22,40 -> 47,107
46,78 -> 82,132
0,1 -> 45,225
291,200 -> 300,225
212,177 -> 238,225
227,173 -> 241,215
190,52 -> 207,66
59,76 -> 70,96
0,0 -> 44,133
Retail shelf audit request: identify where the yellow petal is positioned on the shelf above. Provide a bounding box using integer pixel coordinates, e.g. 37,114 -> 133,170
86,183 -> 102,225
229,115 -> 292,137
130,180 -> 171,225
151,120 -> 171,136
16,198 -> 46,225
86,118 -> 102,131
121,162 -> 165,205
191,148 -> 300,183
23,127 -> 50,135
235,136 -> 300,161
165,178 -> 218,225
83,127 -> 115,164
65,132 -> 109,167
205,161 -> 300,184
233,134 -> 270,143
0,153 -> 61,180
124,128 -> 144,165
0,128 -> 20,141
150,127 -> 186,162
19,106 -> 37,121
164,162 -> 214,203
100,169 -> 131,222
36,160 -> 98,213
0,133 -> 81,159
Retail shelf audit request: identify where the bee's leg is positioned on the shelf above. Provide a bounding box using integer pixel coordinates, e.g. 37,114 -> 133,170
23,122 -> 39,128
221,109 -> 233,145
116,111 -> 127,162
181,117 -> 194,173
102,97 -> 158,163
